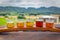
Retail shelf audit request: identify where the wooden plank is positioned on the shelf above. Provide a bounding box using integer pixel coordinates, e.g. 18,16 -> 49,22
0,28 -> 48,32
0,28 -> 60,32
49,28 -> 60,32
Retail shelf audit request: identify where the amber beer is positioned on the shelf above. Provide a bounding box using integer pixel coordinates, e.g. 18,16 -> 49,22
46,20 -> 54,28
26,22 -> 34,28
26,19 -> 34,28
17,22 -> 24,28
17,19 -> 24,28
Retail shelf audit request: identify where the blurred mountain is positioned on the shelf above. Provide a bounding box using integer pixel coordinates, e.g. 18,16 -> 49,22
0,6 -> 60,15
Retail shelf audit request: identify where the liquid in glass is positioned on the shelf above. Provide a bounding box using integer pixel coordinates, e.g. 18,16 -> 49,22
7,19 -> 14,29
26,22 -> 34,28
36,21 -> 43,28
46,20 -> 54,28
17,22 -> 24,28
7,23 -> 14,29
46,22 -> 54,28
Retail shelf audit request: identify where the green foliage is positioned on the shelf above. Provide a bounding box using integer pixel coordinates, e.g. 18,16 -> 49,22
0,18 -> 6,26
18,16 -> 26,19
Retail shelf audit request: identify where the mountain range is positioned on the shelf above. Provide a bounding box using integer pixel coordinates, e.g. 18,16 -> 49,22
0,6 -> 60,15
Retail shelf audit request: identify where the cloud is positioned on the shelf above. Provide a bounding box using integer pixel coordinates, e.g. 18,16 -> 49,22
0,0 -> 60,8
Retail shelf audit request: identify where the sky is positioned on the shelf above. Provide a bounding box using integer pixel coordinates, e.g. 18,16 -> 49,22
0,0 -> 60,8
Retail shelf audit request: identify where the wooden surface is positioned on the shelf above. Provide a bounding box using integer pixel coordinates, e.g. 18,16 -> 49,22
0,27 -> 60,32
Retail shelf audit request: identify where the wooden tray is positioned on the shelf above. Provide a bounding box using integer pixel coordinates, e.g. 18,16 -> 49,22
0,27 -> 60,32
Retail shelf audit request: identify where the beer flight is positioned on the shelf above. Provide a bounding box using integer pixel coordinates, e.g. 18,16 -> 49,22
0,16 -> 55,29
6,18 -> 54,29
